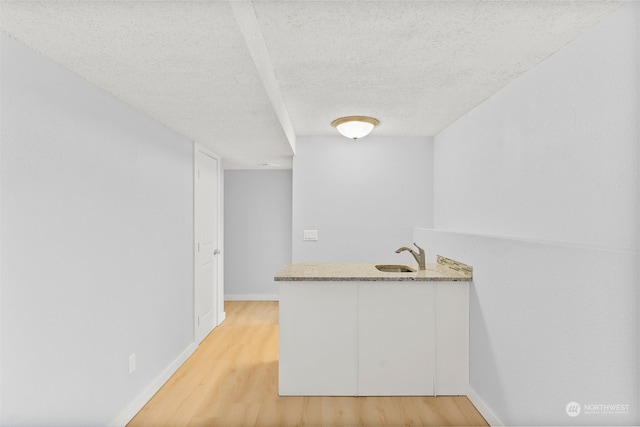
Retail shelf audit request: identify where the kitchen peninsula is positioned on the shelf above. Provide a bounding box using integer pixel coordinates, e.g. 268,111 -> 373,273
275,256 -> 472,397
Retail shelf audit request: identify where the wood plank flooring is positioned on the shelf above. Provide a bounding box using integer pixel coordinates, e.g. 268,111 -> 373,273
127,301 -> 488,427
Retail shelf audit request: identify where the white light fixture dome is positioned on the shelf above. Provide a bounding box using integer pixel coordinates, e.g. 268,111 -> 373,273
331,116 -> 379,140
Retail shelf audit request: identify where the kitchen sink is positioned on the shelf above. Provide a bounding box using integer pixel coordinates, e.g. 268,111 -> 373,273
375,264 -> 416,273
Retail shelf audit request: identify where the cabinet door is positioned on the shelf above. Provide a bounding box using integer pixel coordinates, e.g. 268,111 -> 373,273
279,281 -> 358,396
357,282 -> 435,395
435,282 -> 469,395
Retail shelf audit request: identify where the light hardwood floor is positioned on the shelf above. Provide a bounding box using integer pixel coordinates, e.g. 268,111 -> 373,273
128,301 -> 488,427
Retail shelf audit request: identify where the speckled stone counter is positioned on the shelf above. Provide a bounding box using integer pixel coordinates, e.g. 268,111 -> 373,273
274,255 -> 472,282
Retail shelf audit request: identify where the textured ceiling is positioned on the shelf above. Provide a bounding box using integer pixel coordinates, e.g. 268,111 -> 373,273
0,1 -> 625,169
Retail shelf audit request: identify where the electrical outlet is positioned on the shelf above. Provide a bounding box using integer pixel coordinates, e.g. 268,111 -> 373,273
129,353 -> 136,374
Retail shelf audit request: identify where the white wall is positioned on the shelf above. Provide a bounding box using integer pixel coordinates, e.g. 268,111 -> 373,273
415,229 -> 638,426
292,136 -> 433,263
434,4 -> 638,252
224,170 -> 292,300
429,3 -> 639,425
1,33 -> 196,426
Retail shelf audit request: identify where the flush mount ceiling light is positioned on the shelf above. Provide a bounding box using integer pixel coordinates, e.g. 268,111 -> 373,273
331,116 -> 379,140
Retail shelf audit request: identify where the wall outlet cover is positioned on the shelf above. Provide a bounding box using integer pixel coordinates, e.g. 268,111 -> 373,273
129,353 -> 136,374
303,230 -> 318,241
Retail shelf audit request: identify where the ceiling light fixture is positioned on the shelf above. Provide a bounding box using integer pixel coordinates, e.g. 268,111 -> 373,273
331,116 -> 379,140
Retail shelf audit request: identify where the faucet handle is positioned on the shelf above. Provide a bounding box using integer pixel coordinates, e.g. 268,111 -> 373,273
413,242 -> 424,253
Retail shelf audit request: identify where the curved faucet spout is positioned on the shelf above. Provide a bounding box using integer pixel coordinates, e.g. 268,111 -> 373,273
395,246 -> 415,254
395,242 -> 426,270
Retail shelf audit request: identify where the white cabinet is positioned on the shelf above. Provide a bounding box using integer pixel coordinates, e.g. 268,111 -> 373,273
435,282 -> 469,395
279,280 -> 468,396
358,282 -> 436,395
278,281 -> 358,395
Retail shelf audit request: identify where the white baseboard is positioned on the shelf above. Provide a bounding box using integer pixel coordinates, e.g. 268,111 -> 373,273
109,342 -> 198,427
467,384 -> 503,427
225,294 -> 279,301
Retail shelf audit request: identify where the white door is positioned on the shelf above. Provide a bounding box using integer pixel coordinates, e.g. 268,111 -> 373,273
195,148 -> 219,343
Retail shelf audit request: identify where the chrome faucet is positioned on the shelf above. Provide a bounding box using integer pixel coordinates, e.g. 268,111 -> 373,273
395,242 -> 426,270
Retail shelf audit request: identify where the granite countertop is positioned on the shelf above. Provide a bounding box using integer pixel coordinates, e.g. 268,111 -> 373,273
274,255 -> 472,282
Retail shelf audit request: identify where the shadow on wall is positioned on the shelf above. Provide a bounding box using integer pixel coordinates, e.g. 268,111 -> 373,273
468,285 -> 507,423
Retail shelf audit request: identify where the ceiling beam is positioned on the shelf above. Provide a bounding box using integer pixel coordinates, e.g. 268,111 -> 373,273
231,0 -> 296,155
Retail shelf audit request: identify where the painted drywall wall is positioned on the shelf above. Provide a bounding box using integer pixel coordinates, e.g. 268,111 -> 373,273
1,33 -> 195,426
224,170 -> 292,300
415,229 -> 638,426
433,4 -> 638,252
292,136 -> 433,263
429,3 -> 639,426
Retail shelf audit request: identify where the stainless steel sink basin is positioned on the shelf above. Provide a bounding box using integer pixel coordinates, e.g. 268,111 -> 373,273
375,264 -> 416,273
